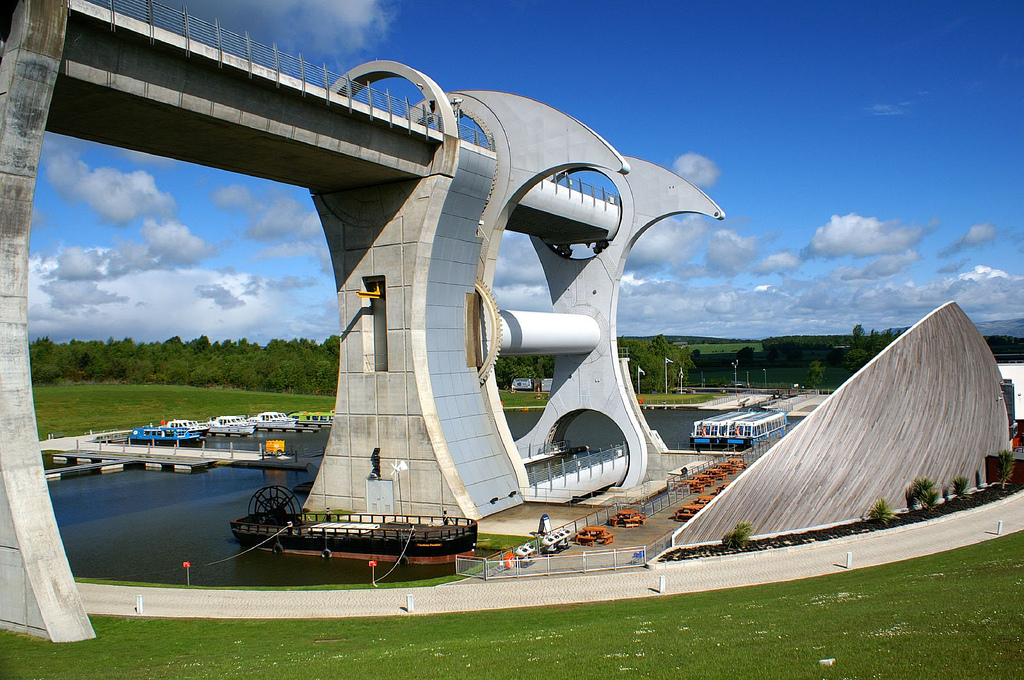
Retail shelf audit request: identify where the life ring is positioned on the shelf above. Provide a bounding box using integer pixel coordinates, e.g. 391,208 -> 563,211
272,542 -> 283,554
321,549 -> 332,559
503,552 -> 515,569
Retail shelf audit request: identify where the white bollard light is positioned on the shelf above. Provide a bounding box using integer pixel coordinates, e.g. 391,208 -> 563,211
406,594 -> 415,613
658,575 -> 666,594
845,551 -> 853,569
135,594 -> 144,615
997,521 -> 1003,535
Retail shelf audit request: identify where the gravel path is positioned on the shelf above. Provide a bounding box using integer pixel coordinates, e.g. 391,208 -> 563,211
78,488 -> 1024,620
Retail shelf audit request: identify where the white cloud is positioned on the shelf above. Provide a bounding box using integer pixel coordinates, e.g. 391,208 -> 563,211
866,102 -> 912,116
936,259 -> 968,274
806,213 -> 924,258
752,250 -> 802,275
671,152 -> 721,188
195,0 -> 391,58
44,141 -> 175,225
29,263 -> 339,342
938,222 -> 997,257
195,283 -> 246,310
39,280 -> 128,311
213,184 -> 322,242
627,215 -> 708,277
834,250 -> 922,282
36,220 -> 217,285
957,264 -> 1009,281
705,229 -> 758,276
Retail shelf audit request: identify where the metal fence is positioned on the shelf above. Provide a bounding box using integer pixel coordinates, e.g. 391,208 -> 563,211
456,544 -> 648,580
525,443 -> 625,486
75,0 -> 494,149
549,171 -> 620,206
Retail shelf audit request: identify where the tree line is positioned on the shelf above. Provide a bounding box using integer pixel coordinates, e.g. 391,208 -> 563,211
30,335 -> 340,395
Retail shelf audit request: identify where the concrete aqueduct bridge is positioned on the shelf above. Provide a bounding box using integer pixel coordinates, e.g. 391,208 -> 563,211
0,0 -> 1010,643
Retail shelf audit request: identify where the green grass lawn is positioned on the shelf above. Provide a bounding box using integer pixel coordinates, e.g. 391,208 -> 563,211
688,341 -> 763,355
691,366 -> 851,390
499,390 -> 716,408
32,384 -> 337,439
1,532 -> 1022,678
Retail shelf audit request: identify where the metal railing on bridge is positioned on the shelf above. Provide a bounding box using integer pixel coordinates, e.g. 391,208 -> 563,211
75,0 -> 494,150
525,443 -> 626,487
549,171 -> 620,206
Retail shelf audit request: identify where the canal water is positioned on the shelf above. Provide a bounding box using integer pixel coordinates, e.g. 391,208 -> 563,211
50,409 -> 781,586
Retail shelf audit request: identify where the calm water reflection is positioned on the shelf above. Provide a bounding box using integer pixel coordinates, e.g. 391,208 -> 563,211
52,409 -> 791,586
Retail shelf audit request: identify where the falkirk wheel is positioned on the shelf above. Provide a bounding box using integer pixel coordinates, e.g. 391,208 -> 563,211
307,63 -> 724,521
0,0 -> 1008,642
0,0 -> 721,638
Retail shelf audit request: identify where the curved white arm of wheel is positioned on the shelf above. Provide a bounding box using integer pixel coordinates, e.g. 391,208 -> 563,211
499,310 -> 600,355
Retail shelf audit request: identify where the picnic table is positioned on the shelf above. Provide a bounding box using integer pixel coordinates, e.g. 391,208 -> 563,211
575,526 -> 615,546
609,509 -> 646,528
673,503 -> 704,522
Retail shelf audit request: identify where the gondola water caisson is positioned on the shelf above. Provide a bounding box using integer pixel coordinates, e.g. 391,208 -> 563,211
229,486 -> 478,564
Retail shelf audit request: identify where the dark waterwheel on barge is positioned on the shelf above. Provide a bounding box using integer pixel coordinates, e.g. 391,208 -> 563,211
230,486 -> 478,564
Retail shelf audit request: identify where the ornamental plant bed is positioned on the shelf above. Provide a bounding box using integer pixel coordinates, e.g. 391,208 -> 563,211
659,483 -> 1022,562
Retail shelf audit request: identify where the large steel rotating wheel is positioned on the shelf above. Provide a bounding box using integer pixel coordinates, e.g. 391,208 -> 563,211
247,485 -> 300,526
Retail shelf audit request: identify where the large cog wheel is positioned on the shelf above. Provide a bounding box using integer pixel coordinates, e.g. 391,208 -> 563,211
476,279 -> 503,385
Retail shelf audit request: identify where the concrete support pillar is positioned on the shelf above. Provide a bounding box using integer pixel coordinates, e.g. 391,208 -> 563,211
0,0 -> 95,642
308,140 -> 523,519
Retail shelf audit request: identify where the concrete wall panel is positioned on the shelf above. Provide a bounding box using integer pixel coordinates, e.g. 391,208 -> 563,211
677,302 -> 1010,544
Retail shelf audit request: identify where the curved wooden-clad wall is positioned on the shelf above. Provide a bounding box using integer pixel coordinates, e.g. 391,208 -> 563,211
677,302 -> 1010,545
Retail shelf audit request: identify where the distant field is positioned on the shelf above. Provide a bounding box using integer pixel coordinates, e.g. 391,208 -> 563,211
687,341 -> 762,355
1,531 -> 1022,677
690,366 -> 850,390
32,384 -> 336,439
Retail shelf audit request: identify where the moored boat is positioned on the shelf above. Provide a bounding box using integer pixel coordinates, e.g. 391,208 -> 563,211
289,411 -> 334,428
164,419 -> 210,435
691,410 -> 787,451
207,415 -> 256,436
247,411 -> 298,430
230,486 -> 477,564
128,425 -> 203,447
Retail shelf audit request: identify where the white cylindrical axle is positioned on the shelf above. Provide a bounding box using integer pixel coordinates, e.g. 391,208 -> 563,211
499,310 -> 601,356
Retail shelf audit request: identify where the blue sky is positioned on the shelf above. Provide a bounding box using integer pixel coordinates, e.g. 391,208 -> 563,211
28,0 -> 1023,342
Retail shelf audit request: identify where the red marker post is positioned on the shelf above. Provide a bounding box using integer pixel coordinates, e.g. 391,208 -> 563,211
183,561 -> 191,586
369,560 -> 378,587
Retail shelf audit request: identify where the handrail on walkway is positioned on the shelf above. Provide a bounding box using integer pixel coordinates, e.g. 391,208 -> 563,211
74,0 -> 495,150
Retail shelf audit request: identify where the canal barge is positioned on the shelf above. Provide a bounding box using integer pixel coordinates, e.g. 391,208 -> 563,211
691,410 -> 787,451
128,425 -> 203,447
230,486 -> 477,564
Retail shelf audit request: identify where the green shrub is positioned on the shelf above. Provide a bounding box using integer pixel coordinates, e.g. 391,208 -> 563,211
998,450 -> 1016,489
868,497 -> 895,524
906,477 -> 938,509
952,476 -> 970,497
919,487 -> 941,510
722,521 -> 754,549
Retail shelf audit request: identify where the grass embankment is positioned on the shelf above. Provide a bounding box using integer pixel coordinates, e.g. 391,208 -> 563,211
499,390 -> 716,409
2,532 -> 1023,677
33,384 -> 336,439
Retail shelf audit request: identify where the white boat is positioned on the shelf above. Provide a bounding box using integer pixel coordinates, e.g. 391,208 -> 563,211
247,411 -> 298,429
165,419 -> 209,435
207,415 -> 256,436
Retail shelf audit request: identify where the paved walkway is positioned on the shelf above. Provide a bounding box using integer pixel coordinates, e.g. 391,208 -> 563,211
78,490 -> 1024,620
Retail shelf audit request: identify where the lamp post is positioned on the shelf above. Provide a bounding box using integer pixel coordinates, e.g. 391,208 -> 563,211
732,360 -> 738,388
763,368 -> 767,389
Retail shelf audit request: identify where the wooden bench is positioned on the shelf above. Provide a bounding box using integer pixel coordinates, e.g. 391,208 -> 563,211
575,526 -> 615,545
609,509 -> 647,528
672,503 -> 704,522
